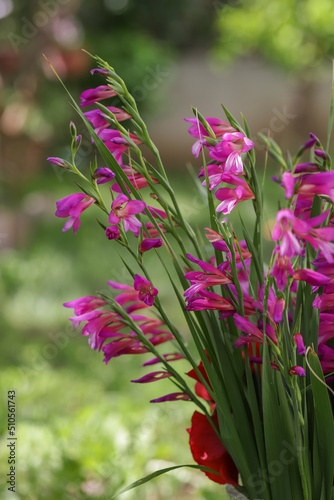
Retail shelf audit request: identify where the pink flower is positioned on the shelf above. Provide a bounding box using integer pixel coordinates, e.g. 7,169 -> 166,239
184,253 -> 232,300
139,238 -> 163,253
185,290 -> 235,314
185,116 -> 236,139
80,85 -> 117,107
55,193 -> 95,235
233,313 -> 277,347
293,268 -> 331,287
270,246 -> 294,291
209,132 -> 254,175
90,68 -> 109,77
47,157 -> 70,169
108,194 -> 146,236
272,210 -> 302,257
185,117 -> 237,158
318,344 -> 334,375
273,209 -> 334,261
63,296 -> 107,315
98,129 -> 142,165
105,225 -> 121,240
293,333 -> 306,356
134,274 -> 158,306
142,353 -> 184,366
198,164 -> 228,190
144,222 -> 168,238
93,167 -> 116,184
296,171 -> 334,203
150,392 -> 192,403
289,366 -> 306,377
111,165 -> 159,193
131,371 -> 173,383
84,106 -> 131,134
215,174 -> 255,214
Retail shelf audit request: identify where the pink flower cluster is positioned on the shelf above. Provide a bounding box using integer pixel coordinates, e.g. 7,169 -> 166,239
185,117 -> 255,214
64,276 -> 165,364
269,143 -> 334,375
53,73 -> 185,254
182,234 -> 306,377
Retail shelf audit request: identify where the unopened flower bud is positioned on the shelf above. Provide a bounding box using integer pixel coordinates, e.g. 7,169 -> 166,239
314,149 -> 328,160
47,157 -> 72,170
69,121 -> 77,138
90,68 -> 110,77
74,134 -> 82,151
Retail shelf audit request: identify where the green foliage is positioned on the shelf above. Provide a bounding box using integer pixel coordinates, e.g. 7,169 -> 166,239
214,0 -> 334,73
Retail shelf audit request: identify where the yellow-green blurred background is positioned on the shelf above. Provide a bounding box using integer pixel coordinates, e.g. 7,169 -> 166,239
1,1 -> 334,498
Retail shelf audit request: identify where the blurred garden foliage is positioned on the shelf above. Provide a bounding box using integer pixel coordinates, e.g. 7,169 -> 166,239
214,0 -> 334,74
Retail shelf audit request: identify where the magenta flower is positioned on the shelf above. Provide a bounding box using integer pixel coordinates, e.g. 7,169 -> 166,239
139,238 -> 163,253
314,149 -> 327,160
111,165 -> 159,193
198,164 -> 227,190
134,274 -> 158,306
90,68 -> 109,77
85,106 -> 131,125
131,371 -> 173,383
215,174 -> 255,214
318,344 -> 334,375
185,290 -> 235,314
296,171 -> 334,204
272,209 -> 334,261
293,333 -> 306,356
302,132 -> 319,150
209,132 -> 254,175
289,366 -> 306,377
293,268 -> 331,287
184,253 -> 232,300
150,393 -> 192,403
84,106 -> 132,134
64,281 -> 171,362
233,313 -> 277,347
270,246 -> 294,291
47,157 -> 70,169
80,85 -> 117,107
55,193 -> 95,235
294,163 -> 320,174
142,353 -> 184,366
105,225 -> 121,240
108,194 -> 146,236
185,117 -> 236,139
185,117 -> 237,158
63,295 -> 107,315
99,129 -> 142,164
281,172 -> 296,199
145,222 -> 168,238
93,167 -> 116,184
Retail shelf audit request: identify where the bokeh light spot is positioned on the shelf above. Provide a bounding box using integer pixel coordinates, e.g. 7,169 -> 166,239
0,0 -> 13,19
104,0 -> 129,14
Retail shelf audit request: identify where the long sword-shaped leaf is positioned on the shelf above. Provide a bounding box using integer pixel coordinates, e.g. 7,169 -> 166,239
262,340 -> 293,500
110,464 -> 220,498
307,348 -> 334,500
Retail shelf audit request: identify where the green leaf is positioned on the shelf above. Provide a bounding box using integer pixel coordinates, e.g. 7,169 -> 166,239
110,464 -> 220,498
258,133 -> 287,169
221,105 -> 246,134
307,348 -> 334,499
262,341 -> 293,500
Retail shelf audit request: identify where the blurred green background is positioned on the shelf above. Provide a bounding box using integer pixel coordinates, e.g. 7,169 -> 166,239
0,1 -> 334,498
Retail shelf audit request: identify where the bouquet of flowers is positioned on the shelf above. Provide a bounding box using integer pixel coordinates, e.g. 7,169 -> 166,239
48,53 -> 334,500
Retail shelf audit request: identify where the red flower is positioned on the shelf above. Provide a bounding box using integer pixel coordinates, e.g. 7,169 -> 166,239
187,411 -> 239,486
187,360 -> 214,409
